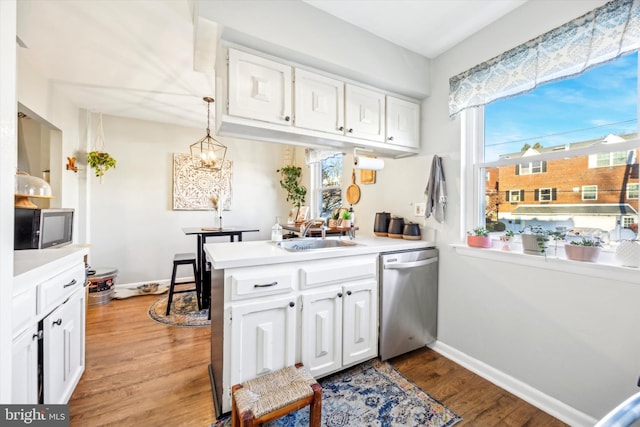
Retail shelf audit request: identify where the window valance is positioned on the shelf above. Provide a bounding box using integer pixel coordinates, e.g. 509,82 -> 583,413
304,148 -> 343,165
449,0 -> 640,118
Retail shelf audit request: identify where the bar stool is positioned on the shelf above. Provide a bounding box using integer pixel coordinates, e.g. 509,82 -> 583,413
231,363 -> 322,427
166,253 -> 201,315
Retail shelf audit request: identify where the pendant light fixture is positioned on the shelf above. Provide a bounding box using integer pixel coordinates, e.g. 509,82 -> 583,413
190,97 -> 227,171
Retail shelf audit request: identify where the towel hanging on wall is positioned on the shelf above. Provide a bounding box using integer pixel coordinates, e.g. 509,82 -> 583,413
424,155 -> 447,223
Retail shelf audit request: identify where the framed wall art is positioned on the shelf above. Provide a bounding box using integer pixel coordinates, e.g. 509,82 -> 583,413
172,153 -> 233,210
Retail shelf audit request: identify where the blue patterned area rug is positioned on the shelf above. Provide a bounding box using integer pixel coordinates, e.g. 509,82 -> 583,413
215,359 -> 462,427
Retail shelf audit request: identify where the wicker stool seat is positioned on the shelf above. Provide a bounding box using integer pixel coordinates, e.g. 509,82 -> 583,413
231,363 -> 321,427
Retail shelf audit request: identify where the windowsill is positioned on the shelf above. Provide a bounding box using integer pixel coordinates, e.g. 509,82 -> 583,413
452,241 -> 640,285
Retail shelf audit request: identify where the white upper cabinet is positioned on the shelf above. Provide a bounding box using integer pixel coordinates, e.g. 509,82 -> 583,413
345,85 -> 385,142
228,48 -> 292,126
386,96 -> 420,149
294,69 -> 344,135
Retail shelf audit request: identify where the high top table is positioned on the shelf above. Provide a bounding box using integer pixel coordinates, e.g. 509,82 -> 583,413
182,226 -> 259,310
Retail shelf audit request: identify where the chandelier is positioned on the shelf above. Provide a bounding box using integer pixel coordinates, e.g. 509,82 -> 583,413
190,97 -> 227,171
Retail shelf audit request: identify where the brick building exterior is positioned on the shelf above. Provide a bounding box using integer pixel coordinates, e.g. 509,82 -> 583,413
486,138 -> 639,235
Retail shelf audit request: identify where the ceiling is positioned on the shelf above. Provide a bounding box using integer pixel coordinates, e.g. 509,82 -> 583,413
18,0 -> 526,129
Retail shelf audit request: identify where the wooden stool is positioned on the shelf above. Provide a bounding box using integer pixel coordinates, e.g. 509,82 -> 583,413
231,363 -> 322,427
166,253 -> 201,315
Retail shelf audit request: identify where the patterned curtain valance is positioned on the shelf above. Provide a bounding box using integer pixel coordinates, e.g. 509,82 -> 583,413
449,0 -> 640,118
304,148 -> 343,165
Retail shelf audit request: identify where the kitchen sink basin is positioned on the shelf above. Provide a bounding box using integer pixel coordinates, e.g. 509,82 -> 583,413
273,238 -> 359,252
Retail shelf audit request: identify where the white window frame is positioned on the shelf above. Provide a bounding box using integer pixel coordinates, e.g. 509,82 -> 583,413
508,189 -> 522,202
581,185 -> 598,201
627,183 -> 639,199
589,150 -> 636,168
309,156 -> 343,219
539,187 -> 552,202
518,161 -> 544,175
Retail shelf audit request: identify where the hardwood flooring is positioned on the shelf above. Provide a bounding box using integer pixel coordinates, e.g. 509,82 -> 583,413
69,295 -> 566,427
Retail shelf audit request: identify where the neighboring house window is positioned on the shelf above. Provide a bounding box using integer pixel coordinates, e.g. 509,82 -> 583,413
589,151 -> 636,167
516,161 -> 546,175
310,154 -> 343,218
507,190 -> 523,203
536,188 -> 555,202
628,183 -> 639,199
582,185 -> 598,201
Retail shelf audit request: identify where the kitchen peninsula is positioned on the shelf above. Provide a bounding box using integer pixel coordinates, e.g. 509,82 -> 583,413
203,236 -> 433,415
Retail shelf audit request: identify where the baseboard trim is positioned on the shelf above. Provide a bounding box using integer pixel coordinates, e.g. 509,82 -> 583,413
429,341 -> 598,427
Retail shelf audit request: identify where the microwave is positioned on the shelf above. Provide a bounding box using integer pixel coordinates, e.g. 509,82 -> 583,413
15,208 -> 74,250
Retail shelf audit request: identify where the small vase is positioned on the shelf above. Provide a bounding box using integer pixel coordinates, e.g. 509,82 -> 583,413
615,240 -> 640,267
499,236 -> 511,251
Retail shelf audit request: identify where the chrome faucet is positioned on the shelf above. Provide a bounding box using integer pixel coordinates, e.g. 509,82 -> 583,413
301,219 -> 327,239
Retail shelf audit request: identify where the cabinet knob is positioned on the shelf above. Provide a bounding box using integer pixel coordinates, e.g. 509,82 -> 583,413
289,301 -> 295,308
348,128 -> 353,133
388,136 -> 394,141
337,292 -> 343,298
346,290 -> 352,296
52,319 -> 62,327
284,116 -> 291,122
338,126 -> 344,131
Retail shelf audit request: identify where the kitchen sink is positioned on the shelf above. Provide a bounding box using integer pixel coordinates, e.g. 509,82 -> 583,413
272,238 -> 359,251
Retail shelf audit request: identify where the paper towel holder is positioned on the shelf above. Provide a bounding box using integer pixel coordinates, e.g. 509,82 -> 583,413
353,147 -> 385,171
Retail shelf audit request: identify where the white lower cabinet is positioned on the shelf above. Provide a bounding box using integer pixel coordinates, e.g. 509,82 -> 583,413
229,295 -> 297,387
301,279 -> 378,378
43,288 -> 85,404
12,325 -> 39,404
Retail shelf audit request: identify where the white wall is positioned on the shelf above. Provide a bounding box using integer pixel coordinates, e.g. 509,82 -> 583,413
87,114 -> 290,284
421,0 -> 639,423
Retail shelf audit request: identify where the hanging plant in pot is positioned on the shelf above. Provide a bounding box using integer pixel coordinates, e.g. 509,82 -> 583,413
467,227 -> 492,248
87,151 -> 117,179
276,165 -> 307,223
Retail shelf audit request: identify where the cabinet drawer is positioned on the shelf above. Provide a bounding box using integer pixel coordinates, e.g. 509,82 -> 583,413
228,267 -> 295,301
300,255 -> 377,288
38,263 -> 86,314
13,287 -> 36,336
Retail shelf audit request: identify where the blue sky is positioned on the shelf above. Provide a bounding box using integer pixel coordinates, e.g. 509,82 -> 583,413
484,52 -> 638,162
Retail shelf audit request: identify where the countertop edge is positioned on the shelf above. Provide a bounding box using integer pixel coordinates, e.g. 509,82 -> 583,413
204,237 -> 435,269
14,245 -> 90,293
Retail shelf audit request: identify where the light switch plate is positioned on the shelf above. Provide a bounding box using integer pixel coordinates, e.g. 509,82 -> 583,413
414,202 -> 426,217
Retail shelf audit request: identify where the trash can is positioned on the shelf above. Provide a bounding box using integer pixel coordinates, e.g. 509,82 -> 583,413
87,268 -> 118,306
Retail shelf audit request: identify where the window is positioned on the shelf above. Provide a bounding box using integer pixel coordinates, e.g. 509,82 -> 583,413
582,185 -> 598,201
507,190 -> 523,203
516,161 -> 546,175
310,154 -> 343,218
473,52 -> 639,240
536,188 -> 554,202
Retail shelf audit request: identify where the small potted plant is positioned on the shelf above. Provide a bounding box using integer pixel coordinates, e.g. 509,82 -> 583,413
467,227 -> 492,248
520,225 -> 565,256
328,209 -> 341,228
565,237 -> 603,262
499,230 -> 515,251
277,165 -> 307,220
340,209 -> 353,228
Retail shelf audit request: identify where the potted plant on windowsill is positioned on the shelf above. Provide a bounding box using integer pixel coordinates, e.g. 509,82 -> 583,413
565,237 -> 603,262
499,230 -> 515,251
520,226 -> 565,256
467,227 -> 492,248
340,209 -> 353,228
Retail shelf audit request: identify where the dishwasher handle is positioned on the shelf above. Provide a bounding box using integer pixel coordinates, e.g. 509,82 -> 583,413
384,257 -> 438,269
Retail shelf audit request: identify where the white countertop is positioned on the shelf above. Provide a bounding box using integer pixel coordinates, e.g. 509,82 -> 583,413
14,245 -> 89,292
204,236 -> 435,269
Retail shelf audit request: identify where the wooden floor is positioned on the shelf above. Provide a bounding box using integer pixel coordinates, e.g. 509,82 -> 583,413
69,295 -> 567,427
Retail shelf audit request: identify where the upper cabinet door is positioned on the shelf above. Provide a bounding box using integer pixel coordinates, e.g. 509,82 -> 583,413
345,85 -> 385,142
228,49 -> 292,126
386,96 -> 420,149
294,69 -> 344,135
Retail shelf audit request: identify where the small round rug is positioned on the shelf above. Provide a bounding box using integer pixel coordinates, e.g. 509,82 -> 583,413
148,291 -> 210,327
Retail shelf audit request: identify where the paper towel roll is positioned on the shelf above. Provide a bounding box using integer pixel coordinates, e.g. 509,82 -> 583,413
354,156 -> 384,170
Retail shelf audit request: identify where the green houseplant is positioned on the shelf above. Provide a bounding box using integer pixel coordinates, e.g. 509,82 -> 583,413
565,237 -> 603,262
341,209 -> 353,228
276,165 -> 307,219
520,225 -> 565,256
87,151 -> 117,179
467,227 -> 492,248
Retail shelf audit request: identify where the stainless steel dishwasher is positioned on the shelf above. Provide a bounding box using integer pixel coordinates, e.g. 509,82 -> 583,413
379,248 -> 438,361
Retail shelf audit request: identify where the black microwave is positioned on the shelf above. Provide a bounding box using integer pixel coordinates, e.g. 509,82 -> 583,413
14,208 -> 74,250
